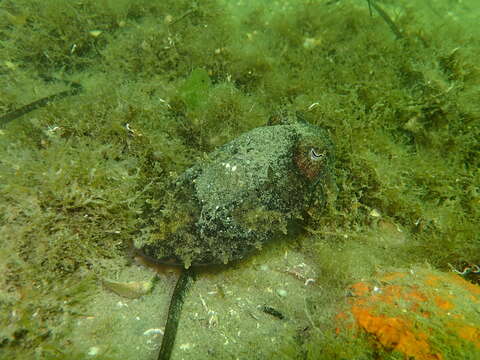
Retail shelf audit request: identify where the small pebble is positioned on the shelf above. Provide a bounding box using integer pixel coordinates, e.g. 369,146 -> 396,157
87,346 -> 100,356
143,328 -> 164,336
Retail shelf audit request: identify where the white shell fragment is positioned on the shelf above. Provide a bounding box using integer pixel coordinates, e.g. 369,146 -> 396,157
102,278 -> 155,299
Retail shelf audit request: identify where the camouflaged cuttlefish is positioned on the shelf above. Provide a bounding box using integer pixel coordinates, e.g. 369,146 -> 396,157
136,121 -> 334,268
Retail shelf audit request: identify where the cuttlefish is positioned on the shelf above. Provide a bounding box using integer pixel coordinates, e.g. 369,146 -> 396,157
135,120 -> 335,360
136,121 -> 335,268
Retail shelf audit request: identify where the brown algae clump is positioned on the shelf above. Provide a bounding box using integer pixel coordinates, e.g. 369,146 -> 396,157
136,122 -> 334,267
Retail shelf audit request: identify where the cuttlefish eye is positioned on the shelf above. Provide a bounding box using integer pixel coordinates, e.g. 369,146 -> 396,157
294,143 -> 330,182
310,148 -> 326,161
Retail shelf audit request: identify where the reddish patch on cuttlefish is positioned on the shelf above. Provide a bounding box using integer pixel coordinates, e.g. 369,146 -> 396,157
294,146 -> 326,181
134,253 -> 183,277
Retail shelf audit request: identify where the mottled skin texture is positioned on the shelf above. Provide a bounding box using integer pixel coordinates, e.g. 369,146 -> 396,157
137,122 -> 334,268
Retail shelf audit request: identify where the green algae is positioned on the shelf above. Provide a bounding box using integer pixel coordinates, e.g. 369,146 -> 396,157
179,68 -> 213,111
0,0 -> 479,359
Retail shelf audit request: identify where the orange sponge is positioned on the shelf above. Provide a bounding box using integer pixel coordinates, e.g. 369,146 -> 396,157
336,268 -> 480,359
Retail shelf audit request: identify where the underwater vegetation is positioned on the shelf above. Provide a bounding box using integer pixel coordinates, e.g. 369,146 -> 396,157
0,0 -> 479,358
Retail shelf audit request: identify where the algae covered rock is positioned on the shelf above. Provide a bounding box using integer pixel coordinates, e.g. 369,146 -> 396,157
136,122 -> 334,267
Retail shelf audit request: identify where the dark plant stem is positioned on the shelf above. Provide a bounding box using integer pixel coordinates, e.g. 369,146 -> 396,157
0,78 -> 83,128
157,267 -> 196,360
